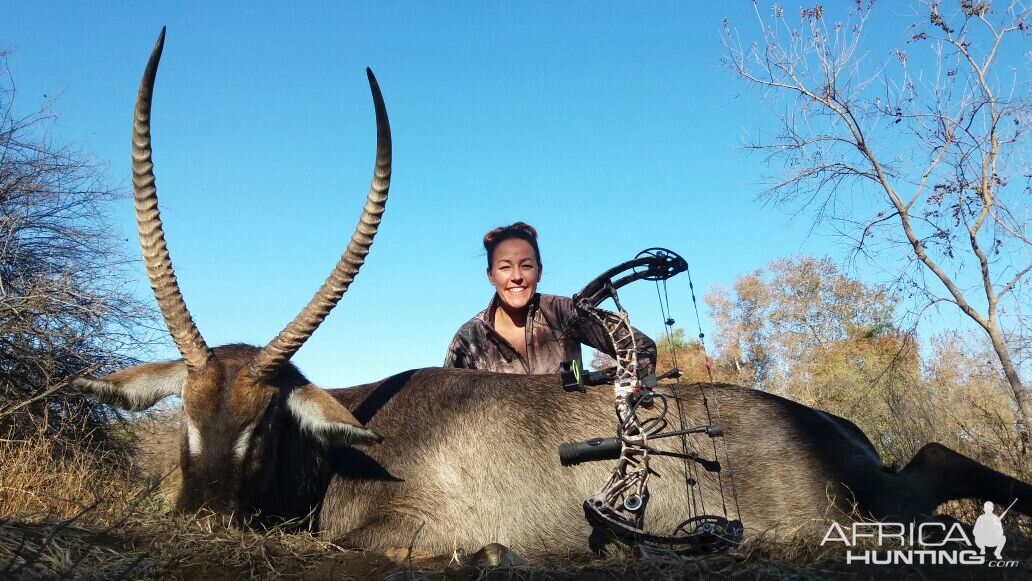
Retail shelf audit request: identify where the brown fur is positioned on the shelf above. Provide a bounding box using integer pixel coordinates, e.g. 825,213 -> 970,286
319,370 -> 1031,556
80,348 -> 1032,557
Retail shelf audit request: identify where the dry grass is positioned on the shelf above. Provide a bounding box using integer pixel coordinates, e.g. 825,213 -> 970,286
0,420 -> 152,523
1,413 -> 1030,579
2,510 -> 1030,579
6,517 -> 1027,580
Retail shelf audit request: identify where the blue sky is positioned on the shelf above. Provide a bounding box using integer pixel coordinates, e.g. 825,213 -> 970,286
1,2 -> 1000,386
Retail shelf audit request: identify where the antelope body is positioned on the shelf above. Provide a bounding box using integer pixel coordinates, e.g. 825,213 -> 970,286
74,31 -> 1032,558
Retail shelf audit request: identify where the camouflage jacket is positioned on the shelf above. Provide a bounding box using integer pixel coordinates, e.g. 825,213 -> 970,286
443,293 -> 656,375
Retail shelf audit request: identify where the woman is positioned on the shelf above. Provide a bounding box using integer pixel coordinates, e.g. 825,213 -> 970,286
444,222 -> 656,375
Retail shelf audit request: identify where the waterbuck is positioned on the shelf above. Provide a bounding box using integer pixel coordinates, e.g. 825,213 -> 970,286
74,31 -> 1031,558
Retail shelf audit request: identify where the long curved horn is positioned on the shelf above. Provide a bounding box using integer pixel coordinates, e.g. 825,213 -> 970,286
254,69 -> 392,380
133,28 -> 212,369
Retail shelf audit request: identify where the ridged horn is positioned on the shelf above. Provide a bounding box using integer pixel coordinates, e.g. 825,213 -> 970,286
254,68 -> 392,380
133,28 -> 212,369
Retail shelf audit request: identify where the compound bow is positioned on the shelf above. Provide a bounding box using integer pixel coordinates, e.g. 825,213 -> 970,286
557,248 -> 744,553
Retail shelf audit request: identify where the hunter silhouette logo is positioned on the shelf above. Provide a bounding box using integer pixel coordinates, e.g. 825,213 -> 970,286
973,499 -> 1016,560
820,498 -> 1020,567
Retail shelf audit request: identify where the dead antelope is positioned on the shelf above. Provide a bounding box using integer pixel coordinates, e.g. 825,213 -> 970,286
75,30 -> 1032,558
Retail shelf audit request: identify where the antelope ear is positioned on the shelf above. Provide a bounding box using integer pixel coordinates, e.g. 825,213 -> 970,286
287,385 -> 383,447
72,360 -> 186,411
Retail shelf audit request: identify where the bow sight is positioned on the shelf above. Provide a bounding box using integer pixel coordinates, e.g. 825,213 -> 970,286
558,248 -> 744,554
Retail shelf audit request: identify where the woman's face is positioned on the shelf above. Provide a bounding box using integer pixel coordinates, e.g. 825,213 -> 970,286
487,238 -> 541,312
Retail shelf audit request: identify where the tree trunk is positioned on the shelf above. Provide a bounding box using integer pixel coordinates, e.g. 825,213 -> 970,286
987,323 -> 1030,450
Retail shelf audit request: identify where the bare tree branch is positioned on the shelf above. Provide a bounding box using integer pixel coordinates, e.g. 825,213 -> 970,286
723,1 -> 1031,438
0,50 -> 159,446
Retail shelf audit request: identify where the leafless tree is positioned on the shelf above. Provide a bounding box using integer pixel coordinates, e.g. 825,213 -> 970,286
0,50 -> 156,444
722,1 -> 1031,440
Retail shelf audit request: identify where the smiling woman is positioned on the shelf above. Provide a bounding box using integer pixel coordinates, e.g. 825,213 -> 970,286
443,222 -> 657,374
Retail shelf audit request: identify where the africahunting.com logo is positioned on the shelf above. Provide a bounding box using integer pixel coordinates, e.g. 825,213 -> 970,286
820,500 -> 1019,567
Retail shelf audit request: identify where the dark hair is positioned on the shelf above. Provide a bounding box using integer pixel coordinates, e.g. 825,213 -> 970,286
483,222 -> 541,268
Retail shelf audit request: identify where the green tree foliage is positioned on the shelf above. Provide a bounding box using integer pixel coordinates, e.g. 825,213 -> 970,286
657,327 -> 689,352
